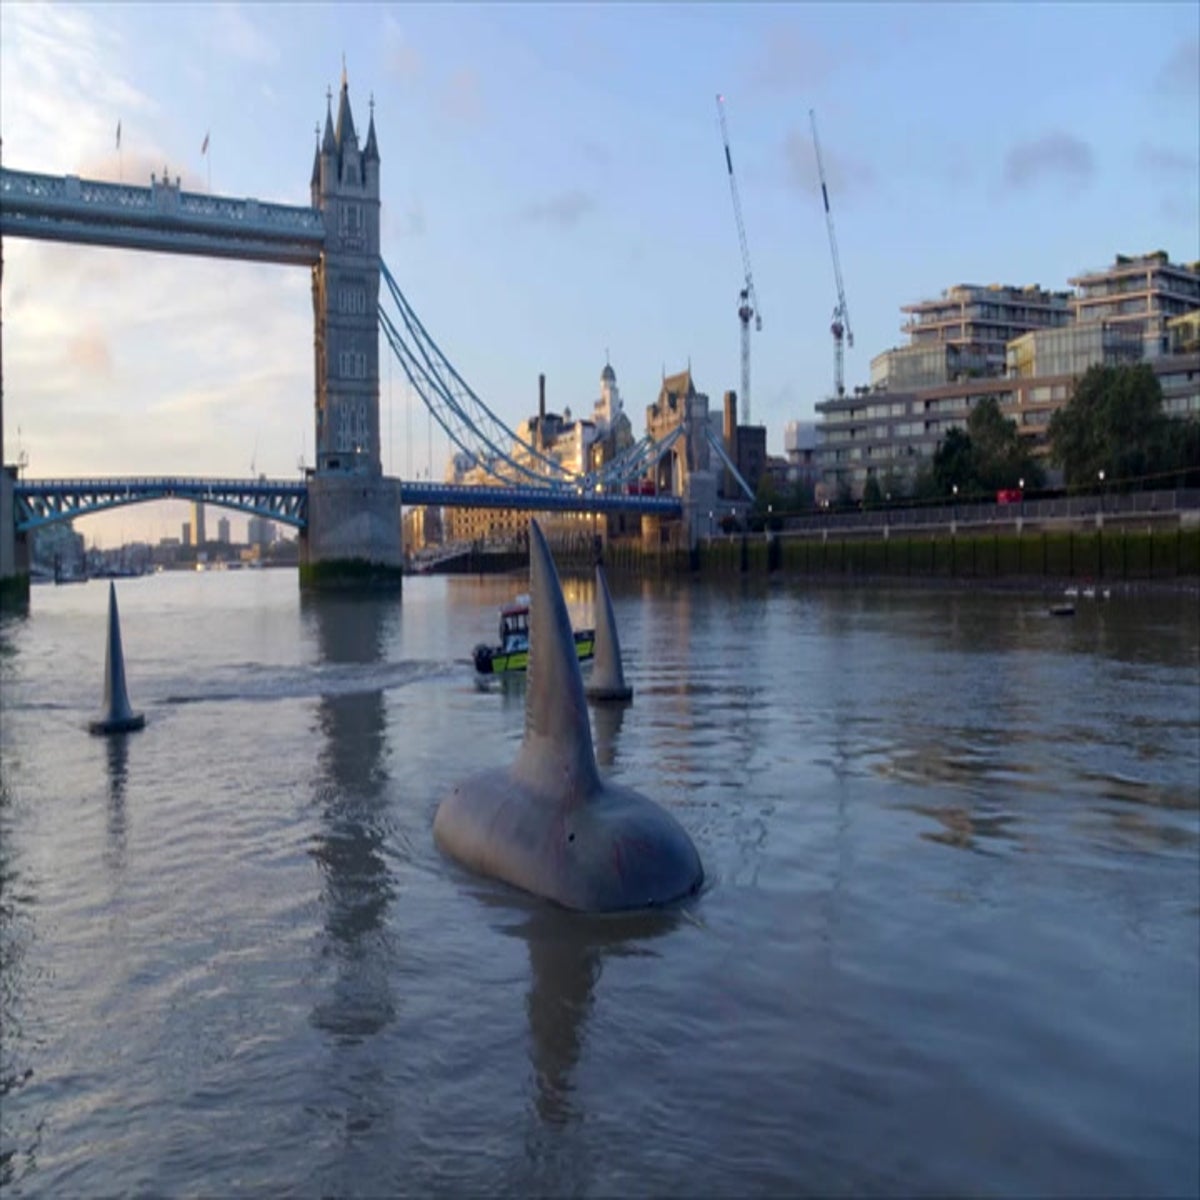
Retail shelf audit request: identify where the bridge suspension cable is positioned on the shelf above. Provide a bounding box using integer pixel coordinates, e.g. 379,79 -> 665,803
379,260 -> 577,488
378,259 -> 688,495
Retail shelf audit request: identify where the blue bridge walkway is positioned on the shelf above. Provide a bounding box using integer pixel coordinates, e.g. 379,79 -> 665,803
12,476 -> 681,534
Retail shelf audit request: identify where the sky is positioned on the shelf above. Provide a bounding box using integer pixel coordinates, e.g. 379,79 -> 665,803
1,1 -> 1197,548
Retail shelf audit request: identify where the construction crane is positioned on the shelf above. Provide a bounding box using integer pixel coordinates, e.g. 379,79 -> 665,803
716,93 -> 762,425
810,109 -> 853,397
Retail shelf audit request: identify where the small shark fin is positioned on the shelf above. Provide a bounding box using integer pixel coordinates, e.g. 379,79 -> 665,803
588,563 -> 630,698
91,581 -> 144,734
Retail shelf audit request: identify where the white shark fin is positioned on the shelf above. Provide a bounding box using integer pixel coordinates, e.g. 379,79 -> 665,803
515,520 -> 600,800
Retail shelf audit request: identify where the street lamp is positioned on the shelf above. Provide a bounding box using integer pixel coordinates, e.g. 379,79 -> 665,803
952,483 -> 958,523
1098,468 -> 1106,512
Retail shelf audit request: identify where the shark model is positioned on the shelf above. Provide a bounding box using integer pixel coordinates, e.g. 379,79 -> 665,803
585,562 -> 633,703
434,520 -> 703,912
89,582 -> 146,735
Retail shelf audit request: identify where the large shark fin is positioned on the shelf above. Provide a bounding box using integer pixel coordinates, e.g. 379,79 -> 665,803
515,520 -> 600,798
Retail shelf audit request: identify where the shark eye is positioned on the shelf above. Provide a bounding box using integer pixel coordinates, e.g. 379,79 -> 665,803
567,833 -> 575,843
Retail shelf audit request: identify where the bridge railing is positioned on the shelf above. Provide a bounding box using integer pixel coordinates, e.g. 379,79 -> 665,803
1,168 -> 325,239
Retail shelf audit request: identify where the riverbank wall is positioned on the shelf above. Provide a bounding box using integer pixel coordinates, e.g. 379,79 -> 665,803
547,522 -> 1200,587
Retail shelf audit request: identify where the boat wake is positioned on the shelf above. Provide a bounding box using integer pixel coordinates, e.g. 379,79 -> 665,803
161,659 -> 458,706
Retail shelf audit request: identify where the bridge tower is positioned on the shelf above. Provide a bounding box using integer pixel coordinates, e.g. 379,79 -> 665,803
301,71 -> 403,588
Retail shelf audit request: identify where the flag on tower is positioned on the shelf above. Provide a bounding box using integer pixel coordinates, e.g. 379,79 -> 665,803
201,131 -> 209,156
116,120 -> 122,150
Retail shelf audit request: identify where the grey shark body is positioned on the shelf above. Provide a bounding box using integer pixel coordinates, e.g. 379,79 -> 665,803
585,563 -> 633,703
434,520 -> 702,912
89,582 -> 145,735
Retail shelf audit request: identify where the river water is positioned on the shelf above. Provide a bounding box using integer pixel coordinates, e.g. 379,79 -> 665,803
1,568 -> 1197,1197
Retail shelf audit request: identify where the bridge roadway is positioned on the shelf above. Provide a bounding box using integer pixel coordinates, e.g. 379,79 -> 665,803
0,167 -> 324,265
12,476 -> 682,534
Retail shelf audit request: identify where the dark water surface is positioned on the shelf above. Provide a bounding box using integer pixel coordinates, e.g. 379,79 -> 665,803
1,569 -> 1197,1197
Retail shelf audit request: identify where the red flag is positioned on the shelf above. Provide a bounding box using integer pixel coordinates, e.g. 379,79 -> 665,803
201,131 -> 209,155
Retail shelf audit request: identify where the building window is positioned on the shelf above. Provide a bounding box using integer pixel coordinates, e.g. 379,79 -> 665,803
339,203 -> 365,249
337,285 -> 368,316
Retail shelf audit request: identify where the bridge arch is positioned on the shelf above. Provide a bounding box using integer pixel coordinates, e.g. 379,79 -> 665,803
13,477 -> 307,535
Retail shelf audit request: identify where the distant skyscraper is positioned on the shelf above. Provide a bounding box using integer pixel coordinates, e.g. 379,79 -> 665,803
193,502 -> 207,547
217,516 -> 231,545
248,516 -> 276,547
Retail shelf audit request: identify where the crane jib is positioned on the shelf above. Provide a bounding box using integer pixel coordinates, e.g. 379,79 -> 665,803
725,147 -> 733,174
822,184 -> 830,213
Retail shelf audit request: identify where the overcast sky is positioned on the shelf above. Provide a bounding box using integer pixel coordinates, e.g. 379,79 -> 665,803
1,2 -> 1197,547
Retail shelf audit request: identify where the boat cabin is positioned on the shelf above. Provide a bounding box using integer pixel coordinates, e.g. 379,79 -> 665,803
499,595 -> 531,652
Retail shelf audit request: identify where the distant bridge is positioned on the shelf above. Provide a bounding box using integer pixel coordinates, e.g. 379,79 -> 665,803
12,475 -> 680,534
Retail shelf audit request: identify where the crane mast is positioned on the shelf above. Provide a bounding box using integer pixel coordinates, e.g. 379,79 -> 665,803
810,109 -> 853,397
716,94 -> 761,425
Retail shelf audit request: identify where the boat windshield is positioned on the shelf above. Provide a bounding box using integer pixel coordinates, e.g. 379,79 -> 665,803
500,607 -> 529,644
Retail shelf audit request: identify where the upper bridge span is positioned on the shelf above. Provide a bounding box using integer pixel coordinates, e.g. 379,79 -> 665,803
0,168 -> 324,266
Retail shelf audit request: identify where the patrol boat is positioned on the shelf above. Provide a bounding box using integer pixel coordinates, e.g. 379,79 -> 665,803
472,594 -> 594,676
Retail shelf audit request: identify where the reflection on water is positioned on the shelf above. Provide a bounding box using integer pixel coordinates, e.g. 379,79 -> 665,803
103,735 -> 129,874
303,594 -> 399,1043
909,803 -> 1022,854
495,899 -> 680,1129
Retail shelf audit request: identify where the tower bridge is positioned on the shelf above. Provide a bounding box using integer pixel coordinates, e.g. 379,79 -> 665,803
0,70 -> 701,599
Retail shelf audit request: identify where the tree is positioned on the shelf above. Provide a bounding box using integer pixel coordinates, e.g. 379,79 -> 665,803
967,397 -> 1041,492
1151,418 -> 1200,488
879,469 -> 908,503
1049,364 -> 1167,489
931,427 -> 976,497
750,473 -> 783,530
930,399 -> 1043,499
861,475 -> 883,509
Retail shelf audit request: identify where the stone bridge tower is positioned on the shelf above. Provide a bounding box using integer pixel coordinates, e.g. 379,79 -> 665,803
312,72 -> 380,474
302,71 -> 403,587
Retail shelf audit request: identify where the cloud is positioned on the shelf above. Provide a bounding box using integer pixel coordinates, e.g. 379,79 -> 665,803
1156,37 -> 1200,95
579,139 -> 611,169
783,126 -> 875,203
386,202 -> 426,239
517,190 -> 595,229
210,4 -> 279,67
442,67 -> 483,125
382,15 -> 422,80
746,23 -> 834,93
1162,194 -> 1200,223
1002,133 -> 1094,189
0,4 -> 156,171
4,239 -> 311,480
1136,142 -> 1199,177
67,330 -> 114,376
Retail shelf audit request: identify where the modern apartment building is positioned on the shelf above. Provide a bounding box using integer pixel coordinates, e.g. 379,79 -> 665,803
872,283 -> 1072,390
816,253 -> 1200,498
1068,251 -> 1200,358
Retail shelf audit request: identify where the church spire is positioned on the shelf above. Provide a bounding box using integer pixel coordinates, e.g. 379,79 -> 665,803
335,67 -> 357,149
322,86 -> 336,154
364,93 -> 379,164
